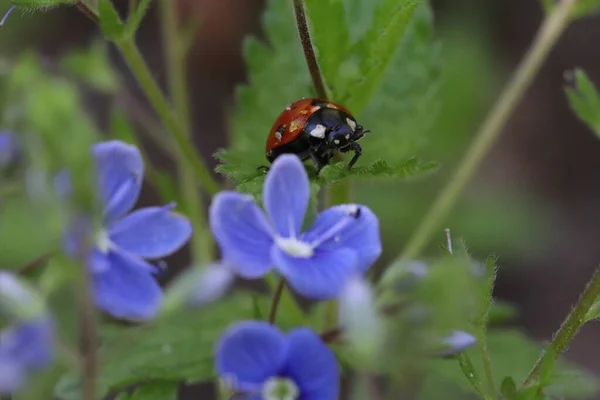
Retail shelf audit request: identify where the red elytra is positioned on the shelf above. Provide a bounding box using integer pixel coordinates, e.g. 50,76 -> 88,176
264,98 -> 367,173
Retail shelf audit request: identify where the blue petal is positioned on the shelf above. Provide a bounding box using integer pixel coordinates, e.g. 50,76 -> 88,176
303,204 -> 381,273
209,192 -> 274,278
215,321 -> 288,392
89,249 -> 111,273
0,361 -> 25,395
92,141 -> 144,223
281,328 -> 339,400
91,250 -> 162,320
437,331 -> 477,356
263,155 -> 309,238
271,246 -> 358,299
108,205 -> 192,259
0,131 -> 20,168
0,316 -> 54,370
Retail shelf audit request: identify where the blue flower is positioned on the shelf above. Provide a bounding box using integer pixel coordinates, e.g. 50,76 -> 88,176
77,141 -> 192,320
216,321 -> 339,400
0,271 -> 54,395
210,154 -> 381,299
0,131 -> 20,169
437,331 -> 477,357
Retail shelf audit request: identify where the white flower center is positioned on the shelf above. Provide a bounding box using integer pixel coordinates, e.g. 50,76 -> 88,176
96,230 -> 113,253
262,377 -> 299,400
275,236 -> 314,258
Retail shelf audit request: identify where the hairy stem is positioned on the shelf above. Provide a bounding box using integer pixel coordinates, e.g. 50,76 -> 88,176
292,0 -> 327,99
521,266 -> 600,388
158,0 -> 213,263
394,0 -> 577,264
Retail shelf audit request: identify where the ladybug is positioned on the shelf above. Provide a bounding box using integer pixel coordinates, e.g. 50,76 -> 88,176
264,98 -> 369,173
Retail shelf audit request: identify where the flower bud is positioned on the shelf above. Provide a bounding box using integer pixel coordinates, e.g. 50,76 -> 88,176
338,276 -> 383,366
162,263 -> 235,314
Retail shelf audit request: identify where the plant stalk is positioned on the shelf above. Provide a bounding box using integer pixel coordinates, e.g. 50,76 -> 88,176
116,39 -> 220,196
158,0 -> 213,263
74,2 -> 220,196
268,278 -> 287,324
292,0 -> 327,99
521,266 -> 600,388
394,0 -> 578,265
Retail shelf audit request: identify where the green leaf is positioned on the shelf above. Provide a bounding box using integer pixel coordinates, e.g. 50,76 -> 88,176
305,0 -> 421,114
54,294 -> 266,399
318,158 -> 439,183
115,381 -> 179,400
573,0 -> 600,17
341,0 -> 420,114
357,2 -> 442,165
457,353 -> 486,397
501,376 -> 519,400
225,0 -> 311,172
218,0 -> 441,184
10,0 -> 74,9
424,330 -> 599,399
303,0 -> 349,95
98,0 -> 125,41
584,301 -> 600,322
488,300 -> 519,325
565,69 -> 600,136
60,40 -> 118,93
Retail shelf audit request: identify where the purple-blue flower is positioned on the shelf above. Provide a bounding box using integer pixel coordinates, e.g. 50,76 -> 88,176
209,154 -> 381,299
79,141 -> 192,320
0,131 -> 20,169
216,321 -> 339,400
0,271 -> 54,395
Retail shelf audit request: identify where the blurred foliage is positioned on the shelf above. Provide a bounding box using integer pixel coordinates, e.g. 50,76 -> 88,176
54,293 -> 262,399
565,68 -> 600,137
1,0 -> 599,400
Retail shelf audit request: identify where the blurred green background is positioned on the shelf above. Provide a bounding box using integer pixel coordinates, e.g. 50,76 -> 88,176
2,0 -> 600,398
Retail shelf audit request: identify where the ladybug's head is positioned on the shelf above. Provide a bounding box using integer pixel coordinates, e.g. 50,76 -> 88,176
326,122 -> 364,149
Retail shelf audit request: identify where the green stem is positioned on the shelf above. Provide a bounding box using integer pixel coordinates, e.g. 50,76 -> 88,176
521,266 -> 600,388
158,0 -> 213,263
477,324 -> 496,399
392,0 -> 577,265
75,1 -> 219,196
115,39 -> 220,196
128,0 -> 138,17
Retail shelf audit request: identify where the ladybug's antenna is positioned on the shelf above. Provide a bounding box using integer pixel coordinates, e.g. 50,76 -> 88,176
0,6 -> 16,29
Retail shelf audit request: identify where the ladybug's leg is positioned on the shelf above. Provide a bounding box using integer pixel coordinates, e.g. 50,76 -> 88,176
342,142 -> 362,170
308,148 -> 327,174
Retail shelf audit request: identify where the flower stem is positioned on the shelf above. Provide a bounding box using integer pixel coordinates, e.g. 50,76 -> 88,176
521,266 -> 600,388
396,0 -> 577,263
268,278 -> 287,324
292,0 -> 327,99
158,0 -> 213,263
116,39 -> 220,196
77,245 -> 98,400
128,0 -> 138,17
74,2 -> 220,196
